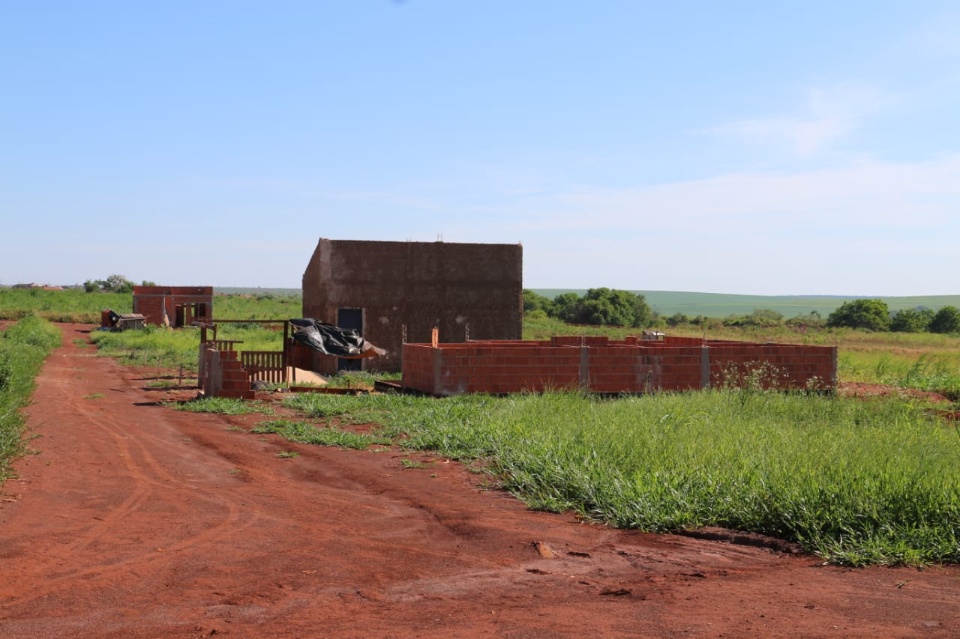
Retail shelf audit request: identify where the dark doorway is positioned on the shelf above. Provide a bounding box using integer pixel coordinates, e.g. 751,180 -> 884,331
337,308 -> 363,371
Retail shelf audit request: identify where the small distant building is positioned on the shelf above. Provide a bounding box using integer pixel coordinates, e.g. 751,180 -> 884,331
301,239 -> 523,373
132,286 -> 213,327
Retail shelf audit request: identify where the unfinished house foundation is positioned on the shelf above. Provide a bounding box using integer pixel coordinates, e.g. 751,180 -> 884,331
132,286 -> 213,327
402,335 -> 837,396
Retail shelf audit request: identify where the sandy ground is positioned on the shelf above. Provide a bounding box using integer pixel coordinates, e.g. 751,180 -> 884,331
1,324 -> 959,638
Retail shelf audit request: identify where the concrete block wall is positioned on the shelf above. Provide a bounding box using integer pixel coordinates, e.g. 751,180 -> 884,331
402,337 -> 837,396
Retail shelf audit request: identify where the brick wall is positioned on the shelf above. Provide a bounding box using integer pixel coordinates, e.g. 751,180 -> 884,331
132,286 -> 214,326
302,239 -> 523,373
707,343 -> 837,390
402,337 -> 837,396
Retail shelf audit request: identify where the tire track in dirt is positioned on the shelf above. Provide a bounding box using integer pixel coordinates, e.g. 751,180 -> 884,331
0,329 -> 254,609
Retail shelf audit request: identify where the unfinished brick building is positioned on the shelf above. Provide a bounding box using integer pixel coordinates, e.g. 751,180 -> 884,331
302,239 -> 523,374
402,335 -> 837,396
132,286 -> 213,327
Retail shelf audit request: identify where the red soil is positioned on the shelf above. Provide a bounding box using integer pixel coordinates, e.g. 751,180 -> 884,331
1,324 -> 959,638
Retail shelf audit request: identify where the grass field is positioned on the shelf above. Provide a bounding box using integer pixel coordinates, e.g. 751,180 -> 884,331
5,290 -> 960,566
5,286 -> 959,324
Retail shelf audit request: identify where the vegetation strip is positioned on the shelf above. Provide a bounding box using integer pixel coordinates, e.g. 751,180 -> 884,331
0,315 -> 62,485
284,390 -> 960,567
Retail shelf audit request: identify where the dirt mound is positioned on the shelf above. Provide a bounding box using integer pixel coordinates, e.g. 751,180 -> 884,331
1,325 -> 958,638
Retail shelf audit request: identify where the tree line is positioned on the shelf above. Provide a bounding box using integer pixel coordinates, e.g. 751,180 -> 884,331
83,275 -> 155,294
523,290 -> 960,334
523,288 -> 653,328
824,298 -> 960,334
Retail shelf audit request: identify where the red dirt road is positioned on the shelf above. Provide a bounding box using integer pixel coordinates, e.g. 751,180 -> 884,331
1,325 -> 959,638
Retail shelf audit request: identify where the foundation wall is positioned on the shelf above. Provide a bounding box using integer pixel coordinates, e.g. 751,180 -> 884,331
707,344 -> 837,390
402,338 -> 837,396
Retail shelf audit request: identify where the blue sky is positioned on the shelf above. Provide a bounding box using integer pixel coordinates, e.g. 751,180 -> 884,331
2,1 -> 959,295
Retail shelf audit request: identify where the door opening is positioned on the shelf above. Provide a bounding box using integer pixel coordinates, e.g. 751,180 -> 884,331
337,308 -> 363,372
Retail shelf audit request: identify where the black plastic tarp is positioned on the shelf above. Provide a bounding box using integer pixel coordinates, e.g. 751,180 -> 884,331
289,318 -> 384,359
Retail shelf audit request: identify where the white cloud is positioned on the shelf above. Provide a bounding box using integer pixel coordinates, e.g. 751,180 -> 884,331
507,154 -> 960,236
709,85 -> 893,157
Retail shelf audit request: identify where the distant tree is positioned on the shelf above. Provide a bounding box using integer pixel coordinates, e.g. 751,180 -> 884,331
522,289 -> 553,315
579,288 -> 653,328
826,299 -> 890,331
666,312 -> 689,327
550,292 -> 582,323
140,279 -> 156,287
889,308 -> 934,333
103,274 -> 134,293
83,274 -> 136,294
929,306 -> 960,334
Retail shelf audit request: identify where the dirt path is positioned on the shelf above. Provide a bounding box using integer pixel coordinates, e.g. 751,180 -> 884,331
1,324 -> 958,638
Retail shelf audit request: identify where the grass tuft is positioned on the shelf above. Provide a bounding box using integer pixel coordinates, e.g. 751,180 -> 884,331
172,397 -> 273,415
252,418 -> 387,449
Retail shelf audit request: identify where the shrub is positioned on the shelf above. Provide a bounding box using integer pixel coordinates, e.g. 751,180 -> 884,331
929,306 -> 960,334
546,288 -> 653,328
827,299 -> 890,331
890,308 -> 934,333
666,312 -> 689,327
522,289 -> 553,315
550,292 -> 582,323
723,309 -> 784,328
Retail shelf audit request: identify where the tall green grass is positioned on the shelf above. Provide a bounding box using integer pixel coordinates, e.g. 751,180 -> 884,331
212,292 -> 302,320
0,288 -> 302,324
90,323 -> 288,374
0,315 -> 61,484
0,288 -> 131,323
285,389 -> 960,566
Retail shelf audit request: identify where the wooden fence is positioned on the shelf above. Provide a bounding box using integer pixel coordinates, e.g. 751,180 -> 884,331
241,351 -> 286,384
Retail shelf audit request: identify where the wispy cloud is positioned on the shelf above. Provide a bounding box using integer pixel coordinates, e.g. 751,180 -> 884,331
514,154 -> 960,236
709,85 -> 892,157
906,11 -> 960,58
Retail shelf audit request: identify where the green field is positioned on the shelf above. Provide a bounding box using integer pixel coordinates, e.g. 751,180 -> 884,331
4,293 -> 960,567
532,289 -> 960,318
6,287 -> 959,325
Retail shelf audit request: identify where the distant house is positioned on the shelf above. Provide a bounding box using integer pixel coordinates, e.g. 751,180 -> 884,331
132,286 -> 213,327
301,239 -> 523,373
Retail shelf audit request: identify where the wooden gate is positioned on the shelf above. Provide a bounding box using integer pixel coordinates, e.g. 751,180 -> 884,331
241,351 -> 286,384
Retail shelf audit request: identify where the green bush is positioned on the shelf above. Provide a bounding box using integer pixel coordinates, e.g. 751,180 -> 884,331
929,306 -> 960,334
890,308 -> 934,333
522,289 -> 553,315
827,299 -> 891,331
542,288 -> 653,328
723,309 -> 784,328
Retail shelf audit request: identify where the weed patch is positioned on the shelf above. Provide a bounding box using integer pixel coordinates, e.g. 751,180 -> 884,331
0,315 -> 61,484
172,397 -> 273,415
252,419 -> 388,450
281,389 -> 960,566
